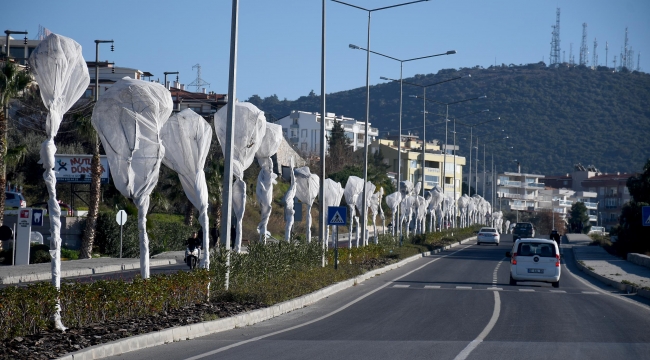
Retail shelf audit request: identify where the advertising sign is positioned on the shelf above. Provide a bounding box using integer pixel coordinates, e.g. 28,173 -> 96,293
31,209 -> 44,227
54,154 -> 110,184
15,208 -> 32,265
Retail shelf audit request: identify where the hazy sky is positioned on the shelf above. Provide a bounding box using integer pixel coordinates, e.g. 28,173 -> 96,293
3,0 -> 649,100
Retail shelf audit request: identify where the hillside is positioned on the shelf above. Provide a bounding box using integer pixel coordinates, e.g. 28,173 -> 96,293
248,63 -> 650,176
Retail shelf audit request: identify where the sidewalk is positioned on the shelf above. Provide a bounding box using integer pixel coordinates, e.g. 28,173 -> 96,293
0,257 -> 179,285
566,233 -> 650,299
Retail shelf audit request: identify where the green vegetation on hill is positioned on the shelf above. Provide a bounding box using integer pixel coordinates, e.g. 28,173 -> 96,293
248,63 -> 650,176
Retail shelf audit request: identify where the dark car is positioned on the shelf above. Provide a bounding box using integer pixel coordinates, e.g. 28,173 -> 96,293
513,222 -> 535,241
550,230 -> 561,244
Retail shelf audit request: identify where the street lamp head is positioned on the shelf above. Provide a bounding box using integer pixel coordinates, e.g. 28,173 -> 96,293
446,50 -> 457,55
409,95 -> 418,98
462,74 -> 472,79
111,41 -> 114,52
349,44 -> 360,50
479,95 -> 487,99
482,109 -> 489,112
380,76 -> 389,80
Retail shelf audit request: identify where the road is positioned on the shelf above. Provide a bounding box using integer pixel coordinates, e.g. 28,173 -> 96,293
110,237 -> 650,360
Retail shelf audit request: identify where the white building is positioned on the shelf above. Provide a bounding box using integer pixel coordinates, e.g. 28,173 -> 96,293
496,171 -> 546,212
275,111 -> 379,155
537,189 -> 598,225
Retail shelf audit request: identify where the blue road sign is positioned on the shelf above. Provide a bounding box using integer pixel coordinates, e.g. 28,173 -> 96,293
327,206 -> 347,226
31,209 -> 44,227
643,206 -> 650,227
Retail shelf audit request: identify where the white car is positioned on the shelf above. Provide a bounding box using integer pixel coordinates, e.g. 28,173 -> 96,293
507,238 -> 561,288
477,227 -> 500,245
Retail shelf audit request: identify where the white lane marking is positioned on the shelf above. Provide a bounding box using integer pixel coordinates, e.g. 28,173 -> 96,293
424,285 -> 441,289
492,257 -> 507,285
456,286 -> 472,290
582,291 -> 599,294
393,284 -> 410,288
550,290 -> 566,293
561,254 -> 650,313
486,287 -> 502,291
453,291 -> 501,360
184,245 -> 473,360
518,289 -> 535,292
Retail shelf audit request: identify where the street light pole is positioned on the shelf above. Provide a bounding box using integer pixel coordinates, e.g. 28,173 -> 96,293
163,71 -> 179,90
334,0 -> 430,246
221,0 -> 240,290
319,0 -> 327,264
3,30 -> 28,60
94,40 -> 114,102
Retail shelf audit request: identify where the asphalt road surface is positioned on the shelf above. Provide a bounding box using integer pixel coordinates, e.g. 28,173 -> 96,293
110,238 -> 650,360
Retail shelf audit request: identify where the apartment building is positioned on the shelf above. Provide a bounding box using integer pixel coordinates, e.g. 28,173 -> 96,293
275,111 -> 379,155
537,189 -> 598,225
496,171 -> 546,212
369,135 -> 465,197
581,173 -> 636,231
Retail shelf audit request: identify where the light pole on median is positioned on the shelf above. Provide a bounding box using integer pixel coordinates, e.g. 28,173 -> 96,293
333,0 -> 430,246
482,136 -> 508,206
456,115 -> 500,196
350,46 -> 455,243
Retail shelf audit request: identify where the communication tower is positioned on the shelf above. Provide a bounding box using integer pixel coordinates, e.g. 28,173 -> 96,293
592,38 -> 598,69
188,64 -> 211,93
637,53 -> 641,71
549,8 -> 561,66
613,56 -> 617,72
605,41 -> 609,68
622,27 -> 629,69
579,23 -> 588,66
569,43 -> 574,65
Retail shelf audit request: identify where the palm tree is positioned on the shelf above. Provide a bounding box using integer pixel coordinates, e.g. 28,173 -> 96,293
73,112 -> 102,259
0,61 -> 32,226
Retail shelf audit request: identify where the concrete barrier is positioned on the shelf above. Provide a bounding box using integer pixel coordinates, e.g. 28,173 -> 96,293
627,253 -> 650,270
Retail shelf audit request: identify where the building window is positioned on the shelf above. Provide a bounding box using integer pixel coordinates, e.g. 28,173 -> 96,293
605,198 -> 617,209
609,213 -> 617,221
425,175 -> 439,184
301,129 -> 307,138
293,119 -> 298,125
410,160 -> 418,169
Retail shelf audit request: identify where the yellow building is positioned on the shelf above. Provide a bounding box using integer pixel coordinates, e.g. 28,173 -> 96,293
370,135 -> 466,199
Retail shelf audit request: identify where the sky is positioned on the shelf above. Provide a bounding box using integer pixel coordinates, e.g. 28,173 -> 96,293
2,0 -> 649,101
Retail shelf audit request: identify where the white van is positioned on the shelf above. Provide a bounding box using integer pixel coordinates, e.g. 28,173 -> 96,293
506,238 -> 561,288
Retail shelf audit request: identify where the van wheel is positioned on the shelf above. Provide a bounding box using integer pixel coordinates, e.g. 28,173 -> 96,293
552,281 -> 560,288
477,242 -> 481,246
509,275 -> 516,286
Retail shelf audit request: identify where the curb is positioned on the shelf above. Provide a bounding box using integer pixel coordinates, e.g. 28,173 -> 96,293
572,248 -> 650,301
59,237 -> 476,360
0,258 -> 178,285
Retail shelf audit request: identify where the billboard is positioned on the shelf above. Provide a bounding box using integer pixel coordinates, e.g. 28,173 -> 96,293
54,154 -> 110,184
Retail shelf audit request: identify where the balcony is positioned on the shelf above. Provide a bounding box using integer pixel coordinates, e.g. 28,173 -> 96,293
424,167 -> 440,174
525,182 -> 545,189
583,201 -> 598,209
511,204 -> 527,211
500,180 -> 521,187
589,215 -> 597,222
558,200 -> 572,207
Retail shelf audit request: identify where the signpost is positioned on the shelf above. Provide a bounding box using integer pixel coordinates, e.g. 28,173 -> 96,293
643,206 -> 650,227
116,210 -> 127,258
327,206 -> 347,270
15,208 -> 32,265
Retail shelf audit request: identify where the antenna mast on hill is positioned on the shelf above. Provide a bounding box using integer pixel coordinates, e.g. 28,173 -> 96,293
569,43 -> 574,65
605,41 -> 609,68
622,27 -> 629,69
188,64 -> 210,93
592,38 -> 598,69
549,8 -> 561,66
579,23 -> 589,66
637,53 -> 641,71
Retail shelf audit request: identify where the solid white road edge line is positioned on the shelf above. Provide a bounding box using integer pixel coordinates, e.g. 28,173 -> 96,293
453,290 -> 501,360
562,255 -> 650,313
183,244 -> 474,360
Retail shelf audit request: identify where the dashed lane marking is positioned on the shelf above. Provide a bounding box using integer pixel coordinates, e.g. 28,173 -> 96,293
424,285 -> 441,289
582,291 -> 599,294
487,287 -> 503,290
550,290 -> 566,293
456,286 -> 472,290
519,289 -> 535,292
393,285 -> 410,288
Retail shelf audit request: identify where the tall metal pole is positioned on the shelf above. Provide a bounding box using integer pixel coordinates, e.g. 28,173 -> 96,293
468,127 -> 472,195
491,152 -> 494,207
361,11 -> 370,246
475,137 -> 478,197
95,42 -> 100,102
398,62 -> 403,245
220,0 -> 239,290
421,87 -> 426,197
452,118 -> 457,227
442,104 -> 449,196
483,143 -> 486,198
319,0 -> 327,265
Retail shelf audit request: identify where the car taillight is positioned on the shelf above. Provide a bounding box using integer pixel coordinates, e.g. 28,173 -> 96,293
555,254 -> 560,267
512,252 -> 517,265
20,200 -> 26,208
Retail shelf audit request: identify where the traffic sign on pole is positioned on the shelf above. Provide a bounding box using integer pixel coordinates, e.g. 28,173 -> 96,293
116,210 -> 127,258
327,206 -> 347,225
643,206 -> 650,227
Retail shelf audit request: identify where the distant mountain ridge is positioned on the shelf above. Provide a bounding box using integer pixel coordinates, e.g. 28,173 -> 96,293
247,63 -> 650,176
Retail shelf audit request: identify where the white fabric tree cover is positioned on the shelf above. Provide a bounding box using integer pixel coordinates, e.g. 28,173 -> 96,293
294,166 -> 320,242
283,157 -> 297,242
255,123 -> 283,243
214,102 -> 266,252
369,187 -> 384,243
385,192 -> 401,236
428,186 -> 444,232
92,77 -> 172,279
29,33 -> 90,331
344,176 -> 364,249
457,194 -> 470,228
355,181 -> 375,246
323,178 -> 344,250
505,220 -> 511,234
160,109 -> 212,268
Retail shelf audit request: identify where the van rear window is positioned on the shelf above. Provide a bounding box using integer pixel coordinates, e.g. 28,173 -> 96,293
517,242 -> 556,257
515,223 -> 531,228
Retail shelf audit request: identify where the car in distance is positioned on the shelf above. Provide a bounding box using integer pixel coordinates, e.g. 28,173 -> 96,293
512,222 -> 535,241
506,238 -> 561,288
5,191 -> 26,209
477,227 -> 500,245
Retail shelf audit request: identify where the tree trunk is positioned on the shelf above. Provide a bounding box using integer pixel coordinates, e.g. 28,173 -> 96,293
0,109 -> 7,227
80,138 -> 101,259
184,199 -> 194,226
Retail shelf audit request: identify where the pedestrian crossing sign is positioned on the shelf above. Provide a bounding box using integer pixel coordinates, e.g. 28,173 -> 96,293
643,206 -> 650,227
327,206 -> 347,225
